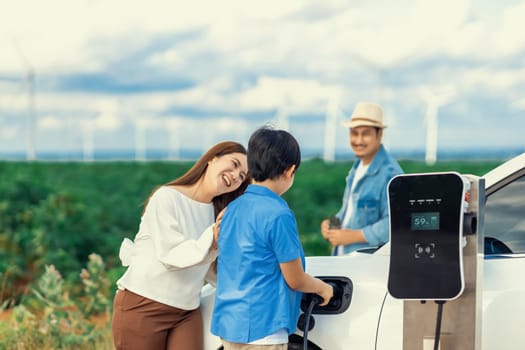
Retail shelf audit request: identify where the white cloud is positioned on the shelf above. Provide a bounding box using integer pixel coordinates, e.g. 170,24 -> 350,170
441,1 -> 525,60
238,77 -> 342,112
1,0 -> 305,74
0,125 -> 18,140
94,111 -> 121,130
295,0 -> 472,67
460,67 -> 525,96
511,97 -> 525,111
496,1 -> 525,55
148,49 -> 183,67
39,115 -> 65,130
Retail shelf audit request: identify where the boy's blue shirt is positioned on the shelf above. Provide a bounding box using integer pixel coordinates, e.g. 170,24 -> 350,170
211,184 -> 305,343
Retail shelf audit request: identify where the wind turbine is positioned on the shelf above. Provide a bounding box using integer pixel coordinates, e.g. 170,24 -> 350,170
165,118 -> 181,160
349,51 -> 396,150
419,86 -> 456,165
134,117 -> 157,161
274,105 -> 290,131
323,90 -> 342,162
12,39 -> 36,160
81,119 -> 95,161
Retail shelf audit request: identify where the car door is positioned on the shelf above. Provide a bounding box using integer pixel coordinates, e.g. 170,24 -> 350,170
482,164 -> 525,349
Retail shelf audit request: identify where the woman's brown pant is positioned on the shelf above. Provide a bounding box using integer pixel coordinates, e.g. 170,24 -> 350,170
112,289 -> 203,350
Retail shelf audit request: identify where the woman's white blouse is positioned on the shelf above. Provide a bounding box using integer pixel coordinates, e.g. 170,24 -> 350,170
117,186 -> 217,310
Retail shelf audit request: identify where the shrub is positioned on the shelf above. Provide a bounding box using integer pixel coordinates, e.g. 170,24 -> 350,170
0,256 -> 112,350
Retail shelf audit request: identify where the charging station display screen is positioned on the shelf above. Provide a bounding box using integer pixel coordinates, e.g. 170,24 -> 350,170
411,212 -> 440,231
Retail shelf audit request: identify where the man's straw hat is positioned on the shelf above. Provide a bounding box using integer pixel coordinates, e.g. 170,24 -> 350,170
341,102 -> 387,129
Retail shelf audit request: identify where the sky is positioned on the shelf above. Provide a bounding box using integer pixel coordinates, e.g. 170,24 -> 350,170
1,0 -> 524,161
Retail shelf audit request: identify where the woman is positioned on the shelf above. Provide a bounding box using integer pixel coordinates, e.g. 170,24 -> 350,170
112,141 -> 250,350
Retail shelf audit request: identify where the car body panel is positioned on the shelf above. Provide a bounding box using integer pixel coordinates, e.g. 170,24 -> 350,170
483,257 -> 525,349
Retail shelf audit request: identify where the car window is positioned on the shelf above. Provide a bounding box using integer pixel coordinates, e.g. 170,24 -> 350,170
484,175 -> 525,254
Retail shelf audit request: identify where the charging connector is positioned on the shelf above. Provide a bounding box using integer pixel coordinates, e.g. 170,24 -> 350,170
295,277 -> 353,349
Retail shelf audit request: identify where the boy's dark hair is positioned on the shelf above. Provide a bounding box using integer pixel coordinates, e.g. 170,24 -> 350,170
248,126 -> 301,182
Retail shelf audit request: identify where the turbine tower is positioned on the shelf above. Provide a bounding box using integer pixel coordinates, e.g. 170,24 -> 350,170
420,87 -> 456,165
81,120 -> 95,161
274,105 -> 289,131
27,68 -> 35,160
165,118 -> 180,160
13,39 -> 36,160
323,90 -> 341,162
134,117 -> 156,161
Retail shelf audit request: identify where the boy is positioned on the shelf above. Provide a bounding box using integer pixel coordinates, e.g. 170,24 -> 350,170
211,126 -> 333,349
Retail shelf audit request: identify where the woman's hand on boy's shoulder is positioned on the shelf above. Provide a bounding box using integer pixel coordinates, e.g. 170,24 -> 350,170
213,207 -> 227,248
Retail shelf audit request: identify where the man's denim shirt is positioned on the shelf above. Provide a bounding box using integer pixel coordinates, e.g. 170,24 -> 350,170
335,145 -> 403,255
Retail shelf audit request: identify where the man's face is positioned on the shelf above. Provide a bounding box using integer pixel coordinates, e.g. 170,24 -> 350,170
349,126 -> 383,164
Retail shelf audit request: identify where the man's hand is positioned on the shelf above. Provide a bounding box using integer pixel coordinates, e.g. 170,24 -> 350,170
324,227 -> 366,247
324,228 -> 348,246
320,219 -> 331,240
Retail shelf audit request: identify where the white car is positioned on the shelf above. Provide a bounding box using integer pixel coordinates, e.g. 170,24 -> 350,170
201,152 -> 525,350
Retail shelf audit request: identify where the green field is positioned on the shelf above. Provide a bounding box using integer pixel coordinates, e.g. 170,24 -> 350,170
0,158 -> 503,349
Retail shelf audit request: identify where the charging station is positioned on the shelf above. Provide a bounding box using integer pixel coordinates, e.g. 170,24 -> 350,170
388,172 -> 484,349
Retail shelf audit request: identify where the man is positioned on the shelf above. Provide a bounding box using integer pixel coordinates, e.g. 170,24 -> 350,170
321,102 -> 403,255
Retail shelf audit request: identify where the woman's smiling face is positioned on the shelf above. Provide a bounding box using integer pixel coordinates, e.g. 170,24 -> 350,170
207,152 -> 248,195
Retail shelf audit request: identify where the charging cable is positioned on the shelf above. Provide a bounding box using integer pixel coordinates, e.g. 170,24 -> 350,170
433,301 -> 446,350
303,294 -> 322,350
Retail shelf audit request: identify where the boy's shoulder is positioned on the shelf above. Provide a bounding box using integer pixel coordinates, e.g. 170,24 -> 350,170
230,188 -> 291,214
